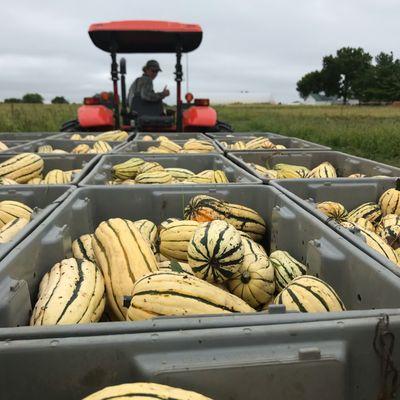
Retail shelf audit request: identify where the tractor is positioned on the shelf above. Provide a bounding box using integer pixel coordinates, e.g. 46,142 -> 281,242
61,20 -> 232,133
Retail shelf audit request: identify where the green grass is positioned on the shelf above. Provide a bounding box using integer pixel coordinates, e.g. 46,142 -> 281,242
215,104 -> 400,167
1,102 -> 400,167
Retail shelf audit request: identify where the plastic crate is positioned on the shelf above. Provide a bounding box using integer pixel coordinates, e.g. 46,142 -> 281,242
134,132 -> 209,141
53,131 -> 135,141
204,131 -> 286,140
79,154 -> 262,185
1,185 -> 400,333
0,311 -> 398,400
228,150 -> 400,183
217,137 -> 330,152
271,178 -> 400,278
0,153 -> 100,185
115,139 -> 222,153
0,186 -> 74,262
0,132 -> 60,140
5,139 -> 125,154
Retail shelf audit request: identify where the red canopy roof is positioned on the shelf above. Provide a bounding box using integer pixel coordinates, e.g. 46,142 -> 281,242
89,20 -> 203,53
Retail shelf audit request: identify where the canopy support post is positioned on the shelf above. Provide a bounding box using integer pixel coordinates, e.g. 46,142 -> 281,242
110,51 -> 120,129
175,47 -> 183,132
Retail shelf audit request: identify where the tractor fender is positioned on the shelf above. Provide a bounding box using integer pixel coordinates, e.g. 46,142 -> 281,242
77,105 -> 114,128
183,105 -> 217,129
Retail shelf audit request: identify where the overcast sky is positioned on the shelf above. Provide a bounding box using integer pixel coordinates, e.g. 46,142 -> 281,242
1,0 -> 400,104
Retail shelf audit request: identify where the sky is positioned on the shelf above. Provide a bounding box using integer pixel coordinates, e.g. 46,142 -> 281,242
1,0 -> 400,104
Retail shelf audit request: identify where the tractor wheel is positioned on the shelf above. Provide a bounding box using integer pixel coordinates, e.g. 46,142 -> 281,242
60,119 -> 80,132
215,120 -> 233,132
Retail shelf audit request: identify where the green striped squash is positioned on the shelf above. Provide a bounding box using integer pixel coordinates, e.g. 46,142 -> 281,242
269,250 -> 307,292
274,275 -> 345,313
187,220 -> 244,283
82,382 -> 214,400
347,202 -> 382,225
30,258 -> 105,325
378,181 -> 400,216
126,271 -> 254,321
228,238 -> 275,308
92,218 -> 158,320
72,234 -> 95,262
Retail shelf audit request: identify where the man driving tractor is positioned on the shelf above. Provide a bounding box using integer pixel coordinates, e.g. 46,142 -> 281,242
128,60 -> 170,116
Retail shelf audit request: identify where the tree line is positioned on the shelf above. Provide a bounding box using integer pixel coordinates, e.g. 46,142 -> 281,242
297,47 -> 400,104
3,93 -> 69,104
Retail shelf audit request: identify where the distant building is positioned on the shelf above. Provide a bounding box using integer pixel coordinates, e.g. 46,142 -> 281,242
304,93 -> 337,105
304,93 -> 359,106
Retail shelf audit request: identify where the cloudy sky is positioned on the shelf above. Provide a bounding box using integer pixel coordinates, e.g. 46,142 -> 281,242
1,0 -> 400,104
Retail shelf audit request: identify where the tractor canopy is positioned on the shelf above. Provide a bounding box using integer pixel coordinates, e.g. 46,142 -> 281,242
89,20 -> 202,53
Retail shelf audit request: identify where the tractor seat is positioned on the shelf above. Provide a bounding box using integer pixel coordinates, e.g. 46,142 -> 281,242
137,115 -> 174,129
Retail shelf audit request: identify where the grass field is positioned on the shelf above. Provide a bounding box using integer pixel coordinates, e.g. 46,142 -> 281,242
1,103 -> 400,166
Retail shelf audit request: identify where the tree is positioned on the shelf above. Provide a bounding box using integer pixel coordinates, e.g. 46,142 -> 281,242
321,47 -> 373,103
22,93 -> 44,103
51,96 -> 69,104
296,71 -> 323,99
4,98 -> 22,103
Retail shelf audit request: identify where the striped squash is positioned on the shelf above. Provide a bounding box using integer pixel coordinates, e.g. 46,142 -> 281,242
72,234 -> 95,262
0,200 -> 32,227
93,140 -> 112,153
37,145 -> 53,153
183,175 -> 213,184
340,217 -> 375,233
275,275 -> 345,313
316,201 -> 347,221
356,227 -> 399,264
224,202 -> 266,242
112,158 -> 145,180
126,271 -> 254,321
82,382 -> 213,400
165,167 -> 195,181
306,162 -> 337,178
269,250 -> 307,291
0,141 -> 8,151
211,170 -> 229,183
96,130 -> 128,141
158,139 -> 182,153
137,161 -> 164,175
30,258 -> 105,325
184,195 -> 228,222
183,139 -> 214,152
0,217 -> 29,243
135,171 -> 172,184
133,219 -> 158,246
245,137 -> 274,150
0,153 -> 44,183
187,220 -> 244,283
228,238 -> 275,308
248,163 -> 269,175
71,144 -> 90,154
0,178 -> 19,185
230,141 -> 246,150
380,225 -> 400,250
347,202 -> 382,225
159,220 -> 199,261
158,217 -> 181,234
380,214 -> 400,230
70,133 -> 81,140
379,182 -> 400,216
28,177 -> 43,185
43,169 -> 68,184
92,218 -> 158,320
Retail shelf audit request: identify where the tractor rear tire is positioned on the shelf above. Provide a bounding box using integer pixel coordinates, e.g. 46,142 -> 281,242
215,120 -> 234,132
60,119 -> 80,132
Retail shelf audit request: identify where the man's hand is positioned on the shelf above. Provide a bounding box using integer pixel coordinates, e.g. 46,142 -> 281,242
162,85 -> 170,98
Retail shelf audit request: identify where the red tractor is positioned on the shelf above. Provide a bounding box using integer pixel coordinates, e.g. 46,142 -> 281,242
61,20 -> 232,133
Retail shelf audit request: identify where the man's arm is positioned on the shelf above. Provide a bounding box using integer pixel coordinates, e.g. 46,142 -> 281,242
140,77 -> 165,102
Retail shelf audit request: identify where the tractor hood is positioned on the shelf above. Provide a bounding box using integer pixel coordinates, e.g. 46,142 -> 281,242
89,20 -> 202,53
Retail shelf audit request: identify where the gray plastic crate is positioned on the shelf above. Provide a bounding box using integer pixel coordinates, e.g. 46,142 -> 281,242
217,136 -> 330,152
205,131 -> 286,140
5,139 -> 125,154
228,150 -> 400,183
79,154 -> 262,185
0,311 -> 399,400
134,132 -> 209,141
0,186 -> 74,262
271,178 -> 400,278
53,131 -> 135,141
0,132 -> 60,140
0,153 -> 100,185
116,139 -> 222,153
1,185 -> 400,333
